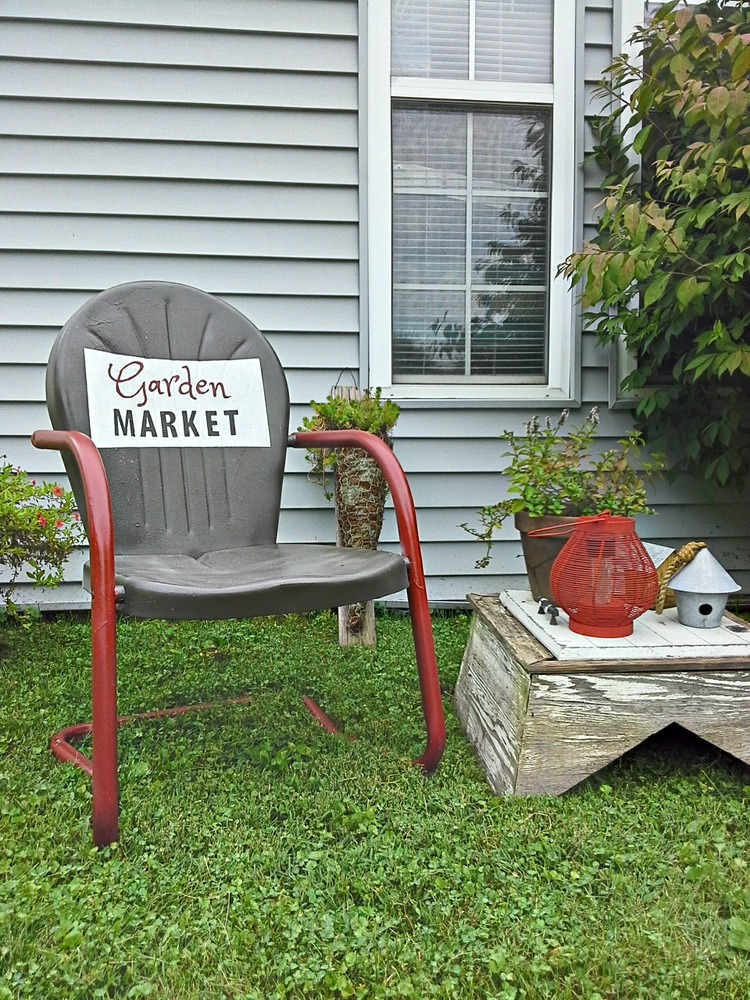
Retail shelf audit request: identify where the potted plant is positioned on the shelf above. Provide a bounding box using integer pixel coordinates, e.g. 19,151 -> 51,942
462,407 -> 665,599
299,387 -> 400,643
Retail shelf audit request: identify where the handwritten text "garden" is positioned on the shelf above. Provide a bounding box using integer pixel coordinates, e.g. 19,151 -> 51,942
107,360 -> 230,408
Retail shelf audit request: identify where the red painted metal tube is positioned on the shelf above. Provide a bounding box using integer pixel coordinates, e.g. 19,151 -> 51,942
52,691 -> 344,769
50,696 -> 257,781
301,697 -> 358,742
51,726 -> 95,776
32,429 -> 120,846
291,430 -> 446,772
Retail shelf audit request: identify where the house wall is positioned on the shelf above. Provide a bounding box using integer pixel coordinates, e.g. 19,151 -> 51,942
0,0 -> 361,606
1,0 -> 747,608
379,0 -> 749,603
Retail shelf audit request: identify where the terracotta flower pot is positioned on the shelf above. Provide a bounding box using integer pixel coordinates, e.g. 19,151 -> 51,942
514,511 -> 578,601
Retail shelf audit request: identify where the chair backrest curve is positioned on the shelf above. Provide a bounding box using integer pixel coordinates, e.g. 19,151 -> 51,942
46,281 -> 290,557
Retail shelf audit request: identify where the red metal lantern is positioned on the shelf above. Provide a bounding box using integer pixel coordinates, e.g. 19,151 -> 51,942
529,512 -> 658,638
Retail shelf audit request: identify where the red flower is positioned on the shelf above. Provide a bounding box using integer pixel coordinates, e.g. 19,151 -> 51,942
36,514 -> 47,527
52,486 -> 63,497
55,520 -> 63,529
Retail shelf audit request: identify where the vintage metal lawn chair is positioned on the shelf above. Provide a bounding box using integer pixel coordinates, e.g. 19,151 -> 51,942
33,281 -> 445,846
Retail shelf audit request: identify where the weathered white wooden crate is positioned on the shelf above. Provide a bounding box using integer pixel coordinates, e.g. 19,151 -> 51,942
454,592 -> 750,796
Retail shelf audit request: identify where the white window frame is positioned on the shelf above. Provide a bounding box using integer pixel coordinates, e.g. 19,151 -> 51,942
364,1 -> 578,403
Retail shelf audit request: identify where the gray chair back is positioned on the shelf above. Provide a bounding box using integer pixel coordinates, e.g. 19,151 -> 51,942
46,281 -> 290,557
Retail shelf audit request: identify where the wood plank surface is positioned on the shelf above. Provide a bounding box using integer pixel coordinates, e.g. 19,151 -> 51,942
516,669 -> 750,795
456,593 -> 750,798
454,611 -> 532,795
499,591 -> 750,667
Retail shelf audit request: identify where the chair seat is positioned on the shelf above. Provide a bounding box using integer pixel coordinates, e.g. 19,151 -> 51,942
83,544 -> 409,620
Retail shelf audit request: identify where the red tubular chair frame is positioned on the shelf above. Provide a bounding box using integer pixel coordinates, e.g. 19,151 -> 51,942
32,427 -> 445,848
33,429 -> 119,845
291,430 -> 446,771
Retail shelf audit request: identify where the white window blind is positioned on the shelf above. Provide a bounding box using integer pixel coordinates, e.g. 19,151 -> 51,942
366,0 -> 576,400
390,0 -> 554,383
392,103 -> 550,379
392,0 -> 553,83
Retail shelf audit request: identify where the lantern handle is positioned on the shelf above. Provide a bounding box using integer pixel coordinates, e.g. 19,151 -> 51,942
527,510 -> 612,538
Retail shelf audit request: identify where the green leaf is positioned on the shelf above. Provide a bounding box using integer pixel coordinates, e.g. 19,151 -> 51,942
728,916 -> 750,953
726,88 -> 749,120
695,202 -> 716,227
622,203 -> 641,239
675,276 -> 698,308
716,455 -> 730,485
723,350 -> 744,376
706,86 -> 730,118
643,271 -> 670,307
632,124 -> 653,155
669,52 -> 691,86
731,45 -> 750,82
684,355 -> 716,379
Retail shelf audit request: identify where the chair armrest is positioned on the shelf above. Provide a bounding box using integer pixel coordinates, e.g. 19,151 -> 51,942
31,429 -> 116,603
290,429 -> 427,593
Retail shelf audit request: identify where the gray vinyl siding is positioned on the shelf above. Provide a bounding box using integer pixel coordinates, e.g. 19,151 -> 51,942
377,0 -> 750,604
0,0 -> 360,607
2,0 -> 748,609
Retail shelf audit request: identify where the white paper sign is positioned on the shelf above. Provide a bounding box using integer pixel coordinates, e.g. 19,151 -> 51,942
84,349 -> 271,448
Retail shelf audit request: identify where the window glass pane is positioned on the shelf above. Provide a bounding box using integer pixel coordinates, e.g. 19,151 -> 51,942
394,193 -> 466,284
393,289 -> 466,376
471,111 -> 549,376
472,195 -> 548,287
392,102 -> 550,381
470,291 -> 547,375
472,110 -> 549,192
392,0 -> 469,79
393,107 -> 468,281
393,105 -> 467,191
392,0 -> 553,83
475,0 -> 553,83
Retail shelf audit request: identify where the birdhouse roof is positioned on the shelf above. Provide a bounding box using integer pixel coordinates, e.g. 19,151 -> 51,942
669,547 -> 741,594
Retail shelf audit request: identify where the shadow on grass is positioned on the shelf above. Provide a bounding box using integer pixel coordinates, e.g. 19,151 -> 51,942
577,722 -> 750,794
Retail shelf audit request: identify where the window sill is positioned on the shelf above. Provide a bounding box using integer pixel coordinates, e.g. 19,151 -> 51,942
377,384 -> 579,408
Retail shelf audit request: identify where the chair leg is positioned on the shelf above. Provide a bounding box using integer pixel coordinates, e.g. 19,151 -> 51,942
32,429 -> 122,844
90,583 -> 119,847
406,577 -> 446,773
301,590 -> 444,770
291,430 -> 446,771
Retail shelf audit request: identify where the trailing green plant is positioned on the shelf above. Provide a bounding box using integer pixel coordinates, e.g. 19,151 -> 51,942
299,388 -> 401,498
463,407 -> 665,568
0,457 -> 82,611
559,0 -> 750,490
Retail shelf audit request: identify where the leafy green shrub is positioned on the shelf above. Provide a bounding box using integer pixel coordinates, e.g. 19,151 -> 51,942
299,388 -> 400,496
559,0 -> 750,489
463,407 -> 664,568
0,457 -> 82,609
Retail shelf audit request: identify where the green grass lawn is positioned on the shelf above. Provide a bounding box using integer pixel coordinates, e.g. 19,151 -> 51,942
1,610 -> 749,999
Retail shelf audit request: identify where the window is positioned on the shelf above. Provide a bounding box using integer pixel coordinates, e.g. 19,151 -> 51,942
366,0 -> 577,400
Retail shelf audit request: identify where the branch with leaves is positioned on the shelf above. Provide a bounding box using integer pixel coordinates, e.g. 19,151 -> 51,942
462,407 -> 664,569
559,0 -> 750,490
0,459 -> 83,612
